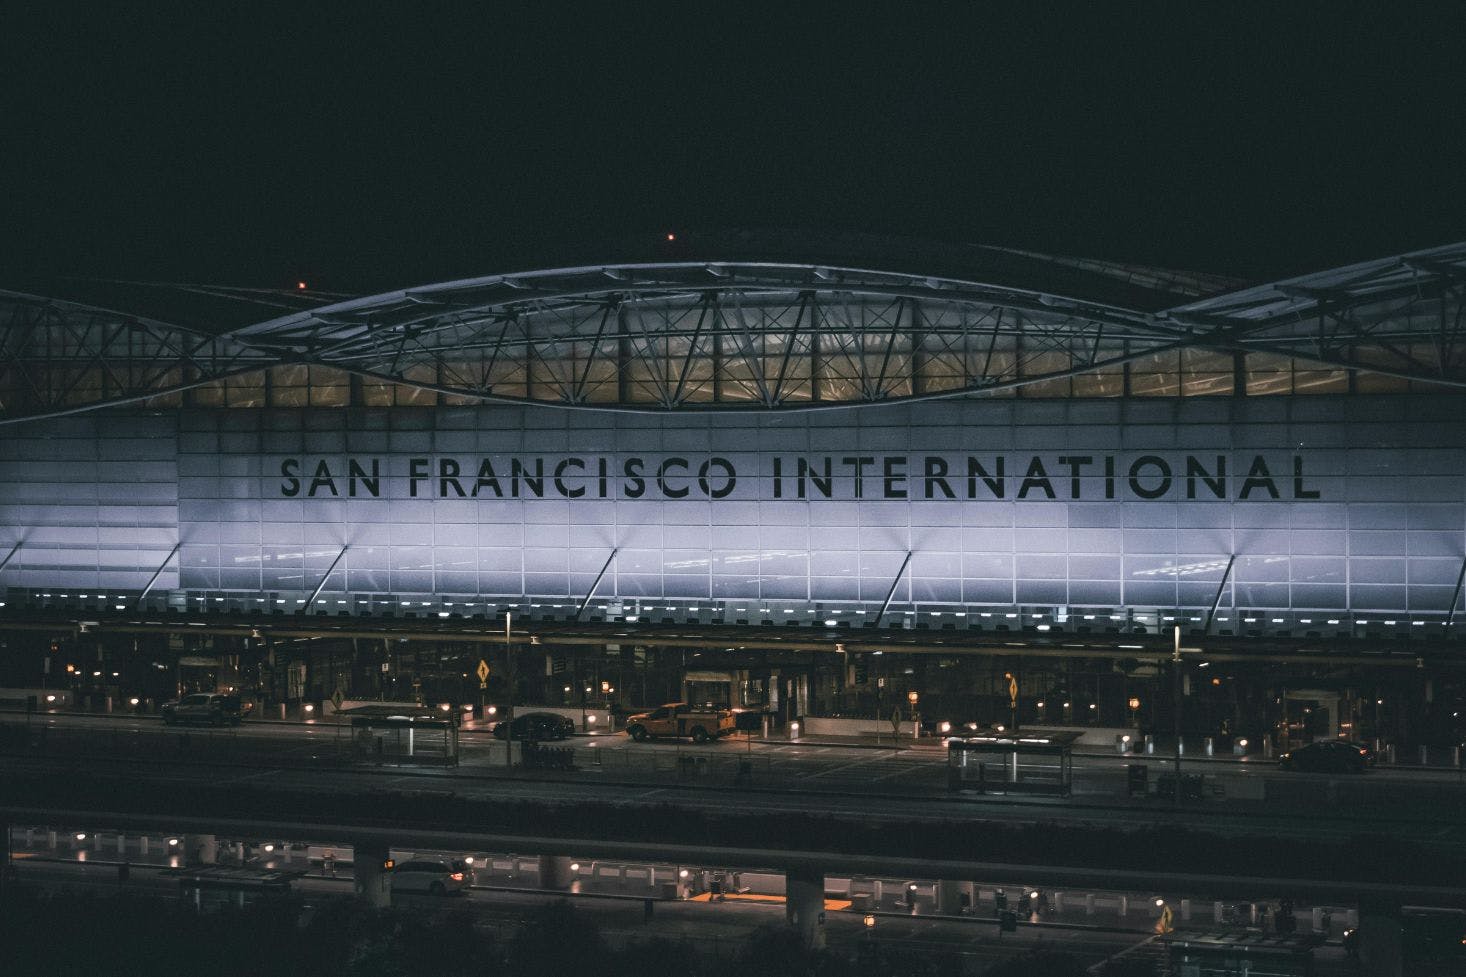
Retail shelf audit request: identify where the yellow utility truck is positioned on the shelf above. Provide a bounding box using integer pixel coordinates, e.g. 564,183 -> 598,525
624,702 -> 736,743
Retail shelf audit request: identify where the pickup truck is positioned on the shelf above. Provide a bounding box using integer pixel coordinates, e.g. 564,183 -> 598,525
624,702 -> 736,743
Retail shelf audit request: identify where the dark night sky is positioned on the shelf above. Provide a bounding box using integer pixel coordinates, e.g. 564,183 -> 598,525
4,5 -> 1465,294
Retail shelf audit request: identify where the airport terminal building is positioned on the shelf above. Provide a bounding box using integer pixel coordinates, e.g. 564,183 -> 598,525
3,233 -> 1464,750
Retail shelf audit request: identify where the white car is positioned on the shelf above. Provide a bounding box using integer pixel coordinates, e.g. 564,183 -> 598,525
390,858 -> 471,896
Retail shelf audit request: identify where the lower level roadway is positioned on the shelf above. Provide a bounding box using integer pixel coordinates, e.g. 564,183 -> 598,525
4,847 -> 1358,976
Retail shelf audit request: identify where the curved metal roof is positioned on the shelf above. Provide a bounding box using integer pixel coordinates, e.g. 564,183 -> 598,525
1,240 -> 1462,422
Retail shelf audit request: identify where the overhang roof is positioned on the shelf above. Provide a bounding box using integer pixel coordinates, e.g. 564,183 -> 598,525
2,236 -> 1462,422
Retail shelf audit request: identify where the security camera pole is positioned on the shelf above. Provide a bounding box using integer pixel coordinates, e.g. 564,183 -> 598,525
1172,626 -> 1183,806
505,610 -> 514,770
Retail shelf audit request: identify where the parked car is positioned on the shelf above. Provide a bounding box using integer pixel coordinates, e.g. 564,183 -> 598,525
491,711 -> 576,741
161,693 -> 247,726
1278,740 -> 1371,773
390,858 -> 471,896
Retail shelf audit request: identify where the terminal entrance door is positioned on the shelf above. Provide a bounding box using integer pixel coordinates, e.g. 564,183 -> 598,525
1283,689 -> 1338,749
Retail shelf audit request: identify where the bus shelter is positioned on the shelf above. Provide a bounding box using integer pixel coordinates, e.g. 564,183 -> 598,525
341,705 -> 460,766
946,731 -> 1080,796
1162,931 -> 1321,976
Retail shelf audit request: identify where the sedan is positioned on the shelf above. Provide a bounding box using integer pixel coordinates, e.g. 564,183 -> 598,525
1278,740 -> 1371,773
161,693 -> 245,726
390,858 -> 471,897
491,711 -> 576,741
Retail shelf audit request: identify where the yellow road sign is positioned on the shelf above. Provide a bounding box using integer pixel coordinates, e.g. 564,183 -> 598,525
476,659 -> 490,682
1008,675 -> 1018,708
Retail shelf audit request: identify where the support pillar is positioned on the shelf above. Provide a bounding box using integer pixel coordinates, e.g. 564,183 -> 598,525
1084,893 -> 1095,916
538,855 -> 576,891
936,880 -> 964,916
354,840 -> 392,909
116,835 -> 126,855
184,834 -> 217,866
1357,898 -> 1403,977
785,866 -> 825,949
138,836 -> 149,856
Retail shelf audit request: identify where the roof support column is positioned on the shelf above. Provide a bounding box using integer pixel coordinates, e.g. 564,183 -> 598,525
303,545 -> 349,613
575,548 -> 618,622
137,542 -> 181,602
1446,556 -> 1466,629
0,541 -> 21,575
1204,554 -> 1236,634
875,551 -> 914,628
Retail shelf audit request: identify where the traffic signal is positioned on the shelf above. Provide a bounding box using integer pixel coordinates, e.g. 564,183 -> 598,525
381,858 -> 395,871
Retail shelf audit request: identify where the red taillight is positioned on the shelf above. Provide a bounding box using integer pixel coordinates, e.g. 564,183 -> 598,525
450,872 -> 465,882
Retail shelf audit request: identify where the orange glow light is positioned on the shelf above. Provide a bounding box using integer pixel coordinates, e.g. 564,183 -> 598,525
296,281 -> 307,290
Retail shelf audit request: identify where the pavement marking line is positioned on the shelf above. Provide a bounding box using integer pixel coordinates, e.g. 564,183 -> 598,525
869,762 -> 941,782
220,768 -> 282,785
798,758 -> 879,780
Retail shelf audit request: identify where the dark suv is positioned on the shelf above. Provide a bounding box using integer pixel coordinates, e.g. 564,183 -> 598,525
161,693 -> 246,727
1278,740 -> 1370,773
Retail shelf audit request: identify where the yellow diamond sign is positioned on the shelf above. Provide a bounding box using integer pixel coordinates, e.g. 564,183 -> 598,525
476,659 -> 490,683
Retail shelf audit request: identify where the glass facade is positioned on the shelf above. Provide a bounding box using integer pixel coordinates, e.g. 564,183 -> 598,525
2,394 -> 1463,626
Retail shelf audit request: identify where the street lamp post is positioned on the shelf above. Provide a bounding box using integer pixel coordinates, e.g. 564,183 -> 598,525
1172,626 -> 1183,806
504,610 -> 514,770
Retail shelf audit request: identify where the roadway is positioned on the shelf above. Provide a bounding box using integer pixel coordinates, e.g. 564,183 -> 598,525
7,708 -> 1466,846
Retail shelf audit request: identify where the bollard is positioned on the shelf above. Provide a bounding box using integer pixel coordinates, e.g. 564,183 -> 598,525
1117,895 -> 1128,917
1385,743 -> 1396,764
1454,745 -> 1462,768
1312,907 -> 1323,932
1053,891 -> 1064,914
1115,734 -> 1128,754
117,835 -> 125,855
139,836 -> 149,855
1419,745 -> 1429,766
1214,901 -> 1224,924
1144,734 -> 1155,755
92,834 -> 102,852
1181,898 -> 1192,921
1085,893 -> 1095,916
1204,737 -> 1214,757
